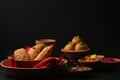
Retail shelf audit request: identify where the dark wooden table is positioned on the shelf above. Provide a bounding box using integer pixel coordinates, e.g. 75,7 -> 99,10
1,66 -> 120,80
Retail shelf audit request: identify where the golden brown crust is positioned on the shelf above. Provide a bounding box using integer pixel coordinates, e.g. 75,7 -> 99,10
34,45 -> 53,60
14,48 -> 30,60
27,44 -> 45,60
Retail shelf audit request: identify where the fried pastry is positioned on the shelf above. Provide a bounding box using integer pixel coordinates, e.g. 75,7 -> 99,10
27,44 -> 45,60
34,45 -> 53,60
14,48 -> 30,60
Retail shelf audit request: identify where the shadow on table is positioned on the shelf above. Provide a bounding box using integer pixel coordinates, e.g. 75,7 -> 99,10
5,71 -> 97,80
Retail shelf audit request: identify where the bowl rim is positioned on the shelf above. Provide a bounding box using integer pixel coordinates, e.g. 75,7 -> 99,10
61,48 -> 90,53
1,58 -> 68,70
36,39 -> 56,42
0,59 -> 52,70
78,58 -> 100,63
101,57 -> 120,63
85,54 -> 105,59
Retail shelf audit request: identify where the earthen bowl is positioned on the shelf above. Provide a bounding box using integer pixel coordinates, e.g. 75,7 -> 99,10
35,39 -> 56,46
0,58 -> 68,79
78,58 -> 100,69
8,55 -> 42,68
101,57 -> 120,71
8,55 -> 68,68
61,48 -> 90,62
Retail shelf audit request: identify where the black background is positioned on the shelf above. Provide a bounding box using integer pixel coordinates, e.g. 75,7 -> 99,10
0,0 -> 119,61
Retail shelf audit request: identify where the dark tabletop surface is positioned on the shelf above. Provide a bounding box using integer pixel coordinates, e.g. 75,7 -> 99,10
1,65 -> 120,80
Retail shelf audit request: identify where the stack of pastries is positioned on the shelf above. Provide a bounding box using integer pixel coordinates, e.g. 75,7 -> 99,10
14,44 -> 54,61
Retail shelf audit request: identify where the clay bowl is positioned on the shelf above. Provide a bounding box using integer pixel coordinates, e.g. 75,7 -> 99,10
61,48 -> 90,62
78,58 -> 100,70
35,39 -> 56,46
0,58 -> 68,79
101,57 -> 120,71
8,55 -> 68,68
8,55 -> 42,68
